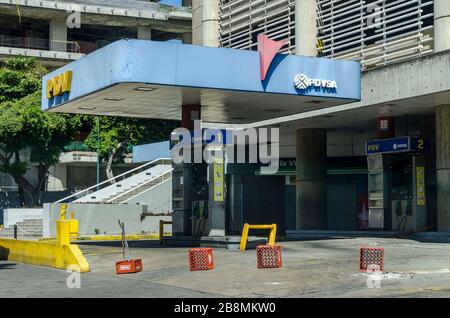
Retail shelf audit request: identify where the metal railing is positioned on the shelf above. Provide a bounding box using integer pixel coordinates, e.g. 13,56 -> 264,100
219,0 -> 434,70
317,0 -> 434,69
55,158 -> 172,203
219,0 -> 296,55
0,35 -> 81,53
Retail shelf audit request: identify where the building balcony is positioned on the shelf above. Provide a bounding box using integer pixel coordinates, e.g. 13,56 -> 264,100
0,35 -> 85,66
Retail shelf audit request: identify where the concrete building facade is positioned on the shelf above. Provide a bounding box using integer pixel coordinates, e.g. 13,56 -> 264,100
196,0 -> 450,234
40,0 -> 450,238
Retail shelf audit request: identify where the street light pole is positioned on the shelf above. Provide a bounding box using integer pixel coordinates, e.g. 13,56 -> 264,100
96,116 -> 100,190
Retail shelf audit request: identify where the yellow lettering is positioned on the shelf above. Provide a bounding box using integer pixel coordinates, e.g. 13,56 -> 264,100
53,75 -> 63,96
418,139 -> 424,150
61,71 -> 73,93
368,144 -> 379,152
46,78 -> 54,99
46,71 -> 73,99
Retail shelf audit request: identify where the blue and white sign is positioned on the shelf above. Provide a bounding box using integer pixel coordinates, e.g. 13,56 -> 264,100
42,39 -> 361,110
366,137 -> 431,155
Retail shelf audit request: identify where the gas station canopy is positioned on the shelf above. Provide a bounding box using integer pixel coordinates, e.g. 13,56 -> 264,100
42,39 -> 361,124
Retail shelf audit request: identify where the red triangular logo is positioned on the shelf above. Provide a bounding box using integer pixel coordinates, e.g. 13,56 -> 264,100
258,34 -> 288,81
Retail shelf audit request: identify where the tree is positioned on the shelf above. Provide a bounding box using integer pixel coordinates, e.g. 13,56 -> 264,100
84,116 -> 178,182
0,57 -> 81,207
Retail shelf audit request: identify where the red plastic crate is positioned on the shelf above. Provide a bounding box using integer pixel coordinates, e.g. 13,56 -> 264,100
116,259 -> 143,274
188,248 -> 214,271
257,245 -> 282,269
359,246 -> 384,272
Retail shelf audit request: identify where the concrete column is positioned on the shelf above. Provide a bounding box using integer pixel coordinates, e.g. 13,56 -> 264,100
295,0 -> 317,56
202,0 -> 220,47
434,0 -> 450,52
436,105 -> 450,231
137,26 -> 152,41
182,105 -> 201,131
296,129 -> 327,230
200,0 -> 220,47
49,18 -> 67,52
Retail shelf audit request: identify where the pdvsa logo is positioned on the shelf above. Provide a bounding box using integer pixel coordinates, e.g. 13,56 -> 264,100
393,143 -> 408,150
294,73 -> 338,91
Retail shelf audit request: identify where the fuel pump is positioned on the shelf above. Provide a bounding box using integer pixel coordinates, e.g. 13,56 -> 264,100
366,137 -> 430,233
191,163 -> 209,238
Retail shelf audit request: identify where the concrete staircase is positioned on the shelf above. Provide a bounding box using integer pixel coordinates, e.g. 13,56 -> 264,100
0,219 -> 43,239
58,159 -> 173,204
105,171 -> 172,204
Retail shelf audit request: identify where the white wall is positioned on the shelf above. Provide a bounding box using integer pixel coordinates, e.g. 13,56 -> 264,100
43,203 -> 171,237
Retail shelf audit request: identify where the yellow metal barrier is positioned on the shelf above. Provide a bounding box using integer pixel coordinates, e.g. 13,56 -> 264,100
160,220 -> 172,245
240,223 -> 277,251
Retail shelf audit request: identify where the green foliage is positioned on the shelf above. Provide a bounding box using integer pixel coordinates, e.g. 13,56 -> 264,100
0,57 -> 46,103
85,116 -> 178,164
0,57 -> 81,206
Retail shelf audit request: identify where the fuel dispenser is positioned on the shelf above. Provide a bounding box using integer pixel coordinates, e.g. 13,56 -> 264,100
171,130 -> 227,238
366,137 -> 430,232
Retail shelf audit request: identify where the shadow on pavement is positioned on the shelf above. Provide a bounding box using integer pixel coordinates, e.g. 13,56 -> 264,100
0,263 -> 17,270
76,240 -> 171,249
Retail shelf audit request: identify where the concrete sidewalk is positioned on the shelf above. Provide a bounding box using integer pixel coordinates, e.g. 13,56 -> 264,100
1,238 -> 450,298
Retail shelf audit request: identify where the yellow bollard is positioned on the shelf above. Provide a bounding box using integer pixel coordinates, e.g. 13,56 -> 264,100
56,220 -> 71,246
69,211 -> 78,239
59,204 -> 68,220
268,224 -> 277,246
159,220 -> 172,245
240,223 -> 277,251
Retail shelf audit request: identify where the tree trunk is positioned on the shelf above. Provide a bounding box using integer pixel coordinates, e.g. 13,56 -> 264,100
106,141 -> 126,184
11,164 -> 48,208
106,152 -> 115,183
12,174 -> 36,208
0,152 -> 48,207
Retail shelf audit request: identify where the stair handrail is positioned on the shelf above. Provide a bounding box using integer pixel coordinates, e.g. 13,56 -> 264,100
55,158 -> 172,203
106,168 -> 173,204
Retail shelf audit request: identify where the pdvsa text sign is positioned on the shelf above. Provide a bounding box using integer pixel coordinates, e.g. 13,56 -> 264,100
366,137 -> 430,155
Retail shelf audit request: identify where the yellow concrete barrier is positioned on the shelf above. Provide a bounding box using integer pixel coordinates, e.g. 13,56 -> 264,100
40,234 -> 162,242
240,223 -> 277,251
0,220 -> 89,272
0,239 -> 89,272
